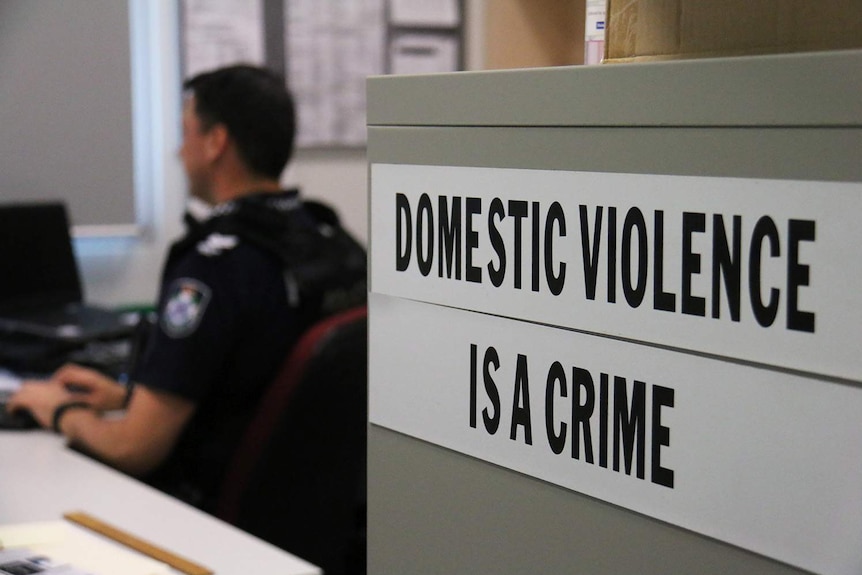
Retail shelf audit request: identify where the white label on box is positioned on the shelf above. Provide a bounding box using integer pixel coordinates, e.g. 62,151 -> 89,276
585,0 -> 606,40
370,163 -> 862,382
369,293 -> 862,575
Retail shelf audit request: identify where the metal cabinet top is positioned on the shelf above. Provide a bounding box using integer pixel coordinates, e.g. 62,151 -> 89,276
368,49 -> 862,128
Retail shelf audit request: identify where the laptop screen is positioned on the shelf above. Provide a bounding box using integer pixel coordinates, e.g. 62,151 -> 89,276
0,202 -> 84,312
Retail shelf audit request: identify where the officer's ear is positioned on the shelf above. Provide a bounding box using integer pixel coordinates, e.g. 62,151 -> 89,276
203,123 -> 229,163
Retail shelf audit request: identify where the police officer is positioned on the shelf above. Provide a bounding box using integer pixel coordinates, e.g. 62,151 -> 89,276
8,65 -> 365,511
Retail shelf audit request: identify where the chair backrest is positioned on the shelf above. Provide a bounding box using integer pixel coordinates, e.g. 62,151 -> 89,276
217,305 -> 368,575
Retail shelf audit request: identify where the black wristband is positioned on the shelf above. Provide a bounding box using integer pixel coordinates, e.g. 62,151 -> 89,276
52,401 -> 92,434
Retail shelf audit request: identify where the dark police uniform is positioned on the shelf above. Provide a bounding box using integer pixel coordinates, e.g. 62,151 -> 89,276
132,189 -> 366,511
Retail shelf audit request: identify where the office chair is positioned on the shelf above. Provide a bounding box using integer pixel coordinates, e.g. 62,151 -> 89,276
217,305 -> 368,575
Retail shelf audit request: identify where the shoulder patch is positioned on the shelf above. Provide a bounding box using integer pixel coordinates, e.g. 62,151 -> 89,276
197,233 -> 239,257
161,278 -> 212,338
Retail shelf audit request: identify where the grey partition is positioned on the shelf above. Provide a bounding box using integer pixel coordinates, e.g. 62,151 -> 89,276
366,50 -> 862,574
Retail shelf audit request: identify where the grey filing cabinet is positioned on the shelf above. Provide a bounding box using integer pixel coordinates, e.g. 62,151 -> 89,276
366,50 -> 862,574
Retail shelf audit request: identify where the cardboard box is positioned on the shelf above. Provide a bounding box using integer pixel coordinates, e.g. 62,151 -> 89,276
604,0 -> 862,62
485,0 -> 586,69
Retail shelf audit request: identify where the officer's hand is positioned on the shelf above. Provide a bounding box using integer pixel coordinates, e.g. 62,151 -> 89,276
7,380 -> 74,429
49,363 -> 127,412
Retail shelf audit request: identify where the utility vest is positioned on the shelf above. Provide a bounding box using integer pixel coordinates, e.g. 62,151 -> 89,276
171,191 -> 367,329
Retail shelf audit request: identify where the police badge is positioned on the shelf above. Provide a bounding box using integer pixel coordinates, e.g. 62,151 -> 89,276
161,278 -> 212,338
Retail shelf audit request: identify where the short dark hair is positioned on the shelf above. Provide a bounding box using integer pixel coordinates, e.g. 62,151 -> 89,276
183,65 -> 296,180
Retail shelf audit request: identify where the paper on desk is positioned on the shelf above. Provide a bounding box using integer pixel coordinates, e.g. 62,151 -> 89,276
0,521 -> 172,575
0,547 -> 92,575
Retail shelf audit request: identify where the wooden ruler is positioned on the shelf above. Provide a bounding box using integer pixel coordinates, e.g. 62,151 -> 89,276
64,511 -> 213,575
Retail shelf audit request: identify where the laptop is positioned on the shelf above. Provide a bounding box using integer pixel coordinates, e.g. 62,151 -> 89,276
0,202 -> 138,345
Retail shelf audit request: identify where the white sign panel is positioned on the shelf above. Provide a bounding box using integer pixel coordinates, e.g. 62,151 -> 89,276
369,293 -> 862,575
370,163 -> 862,382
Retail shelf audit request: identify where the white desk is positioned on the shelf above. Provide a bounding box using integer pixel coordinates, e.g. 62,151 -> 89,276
0,430 -> 320,575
